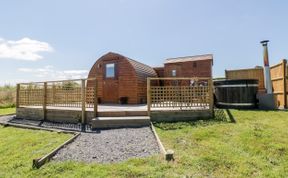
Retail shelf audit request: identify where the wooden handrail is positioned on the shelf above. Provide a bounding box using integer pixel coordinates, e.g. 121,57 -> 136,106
149,77 -> 211,80
17,78 -> 97,85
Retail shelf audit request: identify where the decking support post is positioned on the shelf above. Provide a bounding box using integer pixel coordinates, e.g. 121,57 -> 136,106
209,78 -> 214,117
81,79 -> 86,124
43,82 -> 47,120
147,78 -> 151,116
16,84 -> 20,108
94,79 -> 98,117
283,59 -> 287,108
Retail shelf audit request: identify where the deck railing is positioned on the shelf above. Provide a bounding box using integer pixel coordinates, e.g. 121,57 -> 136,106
147,77 -> 214,115
16,78 -> 97,123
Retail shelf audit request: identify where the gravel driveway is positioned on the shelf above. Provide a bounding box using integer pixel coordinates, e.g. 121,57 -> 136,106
53,126 -> 160,163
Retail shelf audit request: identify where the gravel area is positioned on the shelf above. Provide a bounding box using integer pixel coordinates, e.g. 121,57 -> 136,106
0,115 -> 14,123
53,127 -> 160,163
2,117 -> 92,132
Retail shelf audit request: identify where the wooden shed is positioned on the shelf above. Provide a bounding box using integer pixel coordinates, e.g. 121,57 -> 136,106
87,52 -> 157,104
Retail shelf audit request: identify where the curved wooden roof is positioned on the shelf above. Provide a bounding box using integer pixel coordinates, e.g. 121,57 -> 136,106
126,57 -> 157,78
101,52 -> 157,78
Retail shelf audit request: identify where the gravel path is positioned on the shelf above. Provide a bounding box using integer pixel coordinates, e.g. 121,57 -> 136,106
1,116 -> 93,132
53,127 -> 160,163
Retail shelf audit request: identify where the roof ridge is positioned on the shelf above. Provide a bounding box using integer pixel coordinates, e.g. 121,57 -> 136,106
166,53 -> 213,61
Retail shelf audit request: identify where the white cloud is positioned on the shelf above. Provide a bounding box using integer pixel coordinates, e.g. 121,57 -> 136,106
17,65 -> 89,80
0,37 -> 53,61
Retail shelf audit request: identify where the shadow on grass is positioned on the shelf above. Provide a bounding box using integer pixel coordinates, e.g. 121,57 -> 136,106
153,109 -> 236,131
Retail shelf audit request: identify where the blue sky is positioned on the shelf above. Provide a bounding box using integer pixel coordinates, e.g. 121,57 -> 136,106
0,0 -> 288,85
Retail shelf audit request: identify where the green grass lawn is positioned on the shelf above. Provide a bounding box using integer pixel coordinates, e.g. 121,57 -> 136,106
0,107 -> 16,116
0,126 -> 72,177
0,110 -> 287,177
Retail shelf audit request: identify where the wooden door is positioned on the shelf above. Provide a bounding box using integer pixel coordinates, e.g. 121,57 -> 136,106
103,80 -> 119,103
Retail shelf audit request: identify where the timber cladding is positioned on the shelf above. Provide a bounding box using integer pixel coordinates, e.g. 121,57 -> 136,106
87,52 -> 157,104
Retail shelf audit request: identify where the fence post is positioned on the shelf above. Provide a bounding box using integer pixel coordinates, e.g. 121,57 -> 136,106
209,78 -> 214,117
81,79 -> 86,124
16,84 -> 20,108
147,78 -> 151,116
94,79 -> 98,117
283,59 -> 287,108
43,82 -> 47,120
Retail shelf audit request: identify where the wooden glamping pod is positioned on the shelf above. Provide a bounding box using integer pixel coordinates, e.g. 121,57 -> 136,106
214,79 -> 258,109
87,52 -> 157,104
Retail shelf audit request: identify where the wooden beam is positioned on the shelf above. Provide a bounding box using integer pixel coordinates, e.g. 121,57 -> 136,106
271,77 -> 283,81
149,77 -> 210,81
43,82 -> 47,120
18,77 -> 97,85
209,78 -> 214,117
81,79 -> 86,124
33,133 -> 80,169
147,78 -> 151,116
16,84 -> 20,108
94,79 -> 98,117
283,59 -> 287,108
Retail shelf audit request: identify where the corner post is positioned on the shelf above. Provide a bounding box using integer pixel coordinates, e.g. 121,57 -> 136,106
209,78 -> 214,117
94,79 -> 98,117
147,78 -> 151,116
81,79 -> 86,124
283,59 -> 287,108
16,84 -> 20,108
43,82 -> 47,120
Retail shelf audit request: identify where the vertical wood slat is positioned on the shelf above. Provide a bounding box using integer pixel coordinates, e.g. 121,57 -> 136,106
16,84 -> 20,108
94,80 -> 98,117
81,79 -> 86,124
283,59 -> 287,108
147,78 -> 151,116
209,78 -> 214,116
43,82 -> 47,120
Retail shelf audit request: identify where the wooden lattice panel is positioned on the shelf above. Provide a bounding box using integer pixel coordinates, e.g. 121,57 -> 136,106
150,86 -> 210,110
86,87 -> 95,108
46,86 -> 82,108
19,86 -> 44,106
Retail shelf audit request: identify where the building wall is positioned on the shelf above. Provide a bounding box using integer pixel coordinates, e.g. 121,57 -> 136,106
164,60 -> 213,78
87,54 -> 138,104
87,53 -> 157,104
153,67 -> 164,77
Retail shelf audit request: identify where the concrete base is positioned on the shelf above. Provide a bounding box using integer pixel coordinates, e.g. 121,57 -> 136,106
257,93 -> 277,110
150,110 -> 212,122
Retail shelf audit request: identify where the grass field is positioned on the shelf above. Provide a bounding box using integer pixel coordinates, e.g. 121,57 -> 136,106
0,126 -> 72,178
0,85 -> 16,108
0,110 -> 287,177
0,107 -> 16,116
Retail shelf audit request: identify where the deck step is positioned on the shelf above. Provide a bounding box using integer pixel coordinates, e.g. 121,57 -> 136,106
91,116 -> 150,129
97,111 -> 148,117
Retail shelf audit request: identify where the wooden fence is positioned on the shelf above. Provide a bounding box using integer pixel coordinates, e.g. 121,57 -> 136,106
225,67 -> 265,92
16,78 -> 97,123
270,60 -> 287,108
147,77 -> 214,116
226,59 -> 287,108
